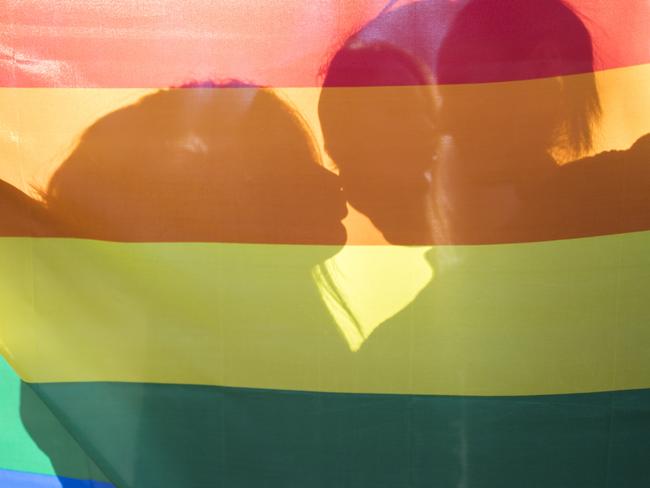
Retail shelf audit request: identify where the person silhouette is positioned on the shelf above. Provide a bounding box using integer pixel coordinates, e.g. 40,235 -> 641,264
20,82 -> 354,487
45,82 -> 346,245
320,0 -> 650,486
434,0 -> 649,244
321,0 -> 649,247
319,41 -> 438,244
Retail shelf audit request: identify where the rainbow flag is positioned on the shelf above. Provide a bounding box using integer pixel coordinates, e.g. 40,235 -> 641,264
1,1 -> 649,486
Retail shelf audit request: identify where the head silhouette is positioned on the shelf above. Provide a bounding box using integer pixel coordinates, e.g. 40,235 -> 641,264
47,83 -> 346,253
319,41 -> 437,244
437,0 -> 601,176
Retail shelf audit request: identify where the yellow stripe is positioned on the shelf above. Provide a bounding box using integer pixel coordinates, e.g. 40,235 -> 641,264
1,64 -> 649,192
1,233 -> 649,396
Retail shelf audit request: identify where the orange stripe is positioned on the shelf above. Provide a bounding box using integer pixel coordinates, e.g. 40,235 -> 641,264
1,68 -> 648,245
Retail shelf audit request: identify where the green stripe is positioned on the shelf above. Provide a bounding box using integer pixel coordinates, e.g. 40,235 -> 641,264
29,381 -> 650,488
0,357 -> 109,482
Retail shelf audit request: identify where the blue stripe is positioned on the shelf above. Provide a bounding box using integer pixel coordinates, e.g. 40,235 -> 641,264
0,468 -> 114,488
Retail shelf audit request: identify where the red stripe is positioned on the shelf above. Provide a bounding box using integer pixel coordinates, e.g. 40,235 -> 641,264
1,0 -> 648,88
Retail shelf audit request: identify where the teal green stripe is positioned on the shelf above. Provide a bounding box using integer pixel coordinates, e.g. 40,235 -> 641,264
27,381 -> 650,488
0,357 -> 109,483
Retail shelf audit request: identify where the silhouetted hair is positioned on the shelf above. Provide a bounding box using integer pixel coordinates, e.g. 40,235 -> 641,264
437,0 -> 601,157
319,41 -> 435,168
322,40 -> 433,87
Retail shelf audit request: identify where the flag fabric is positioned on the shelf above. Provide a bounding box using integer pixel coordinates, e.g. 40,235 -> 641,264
1,1 -> 650,487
